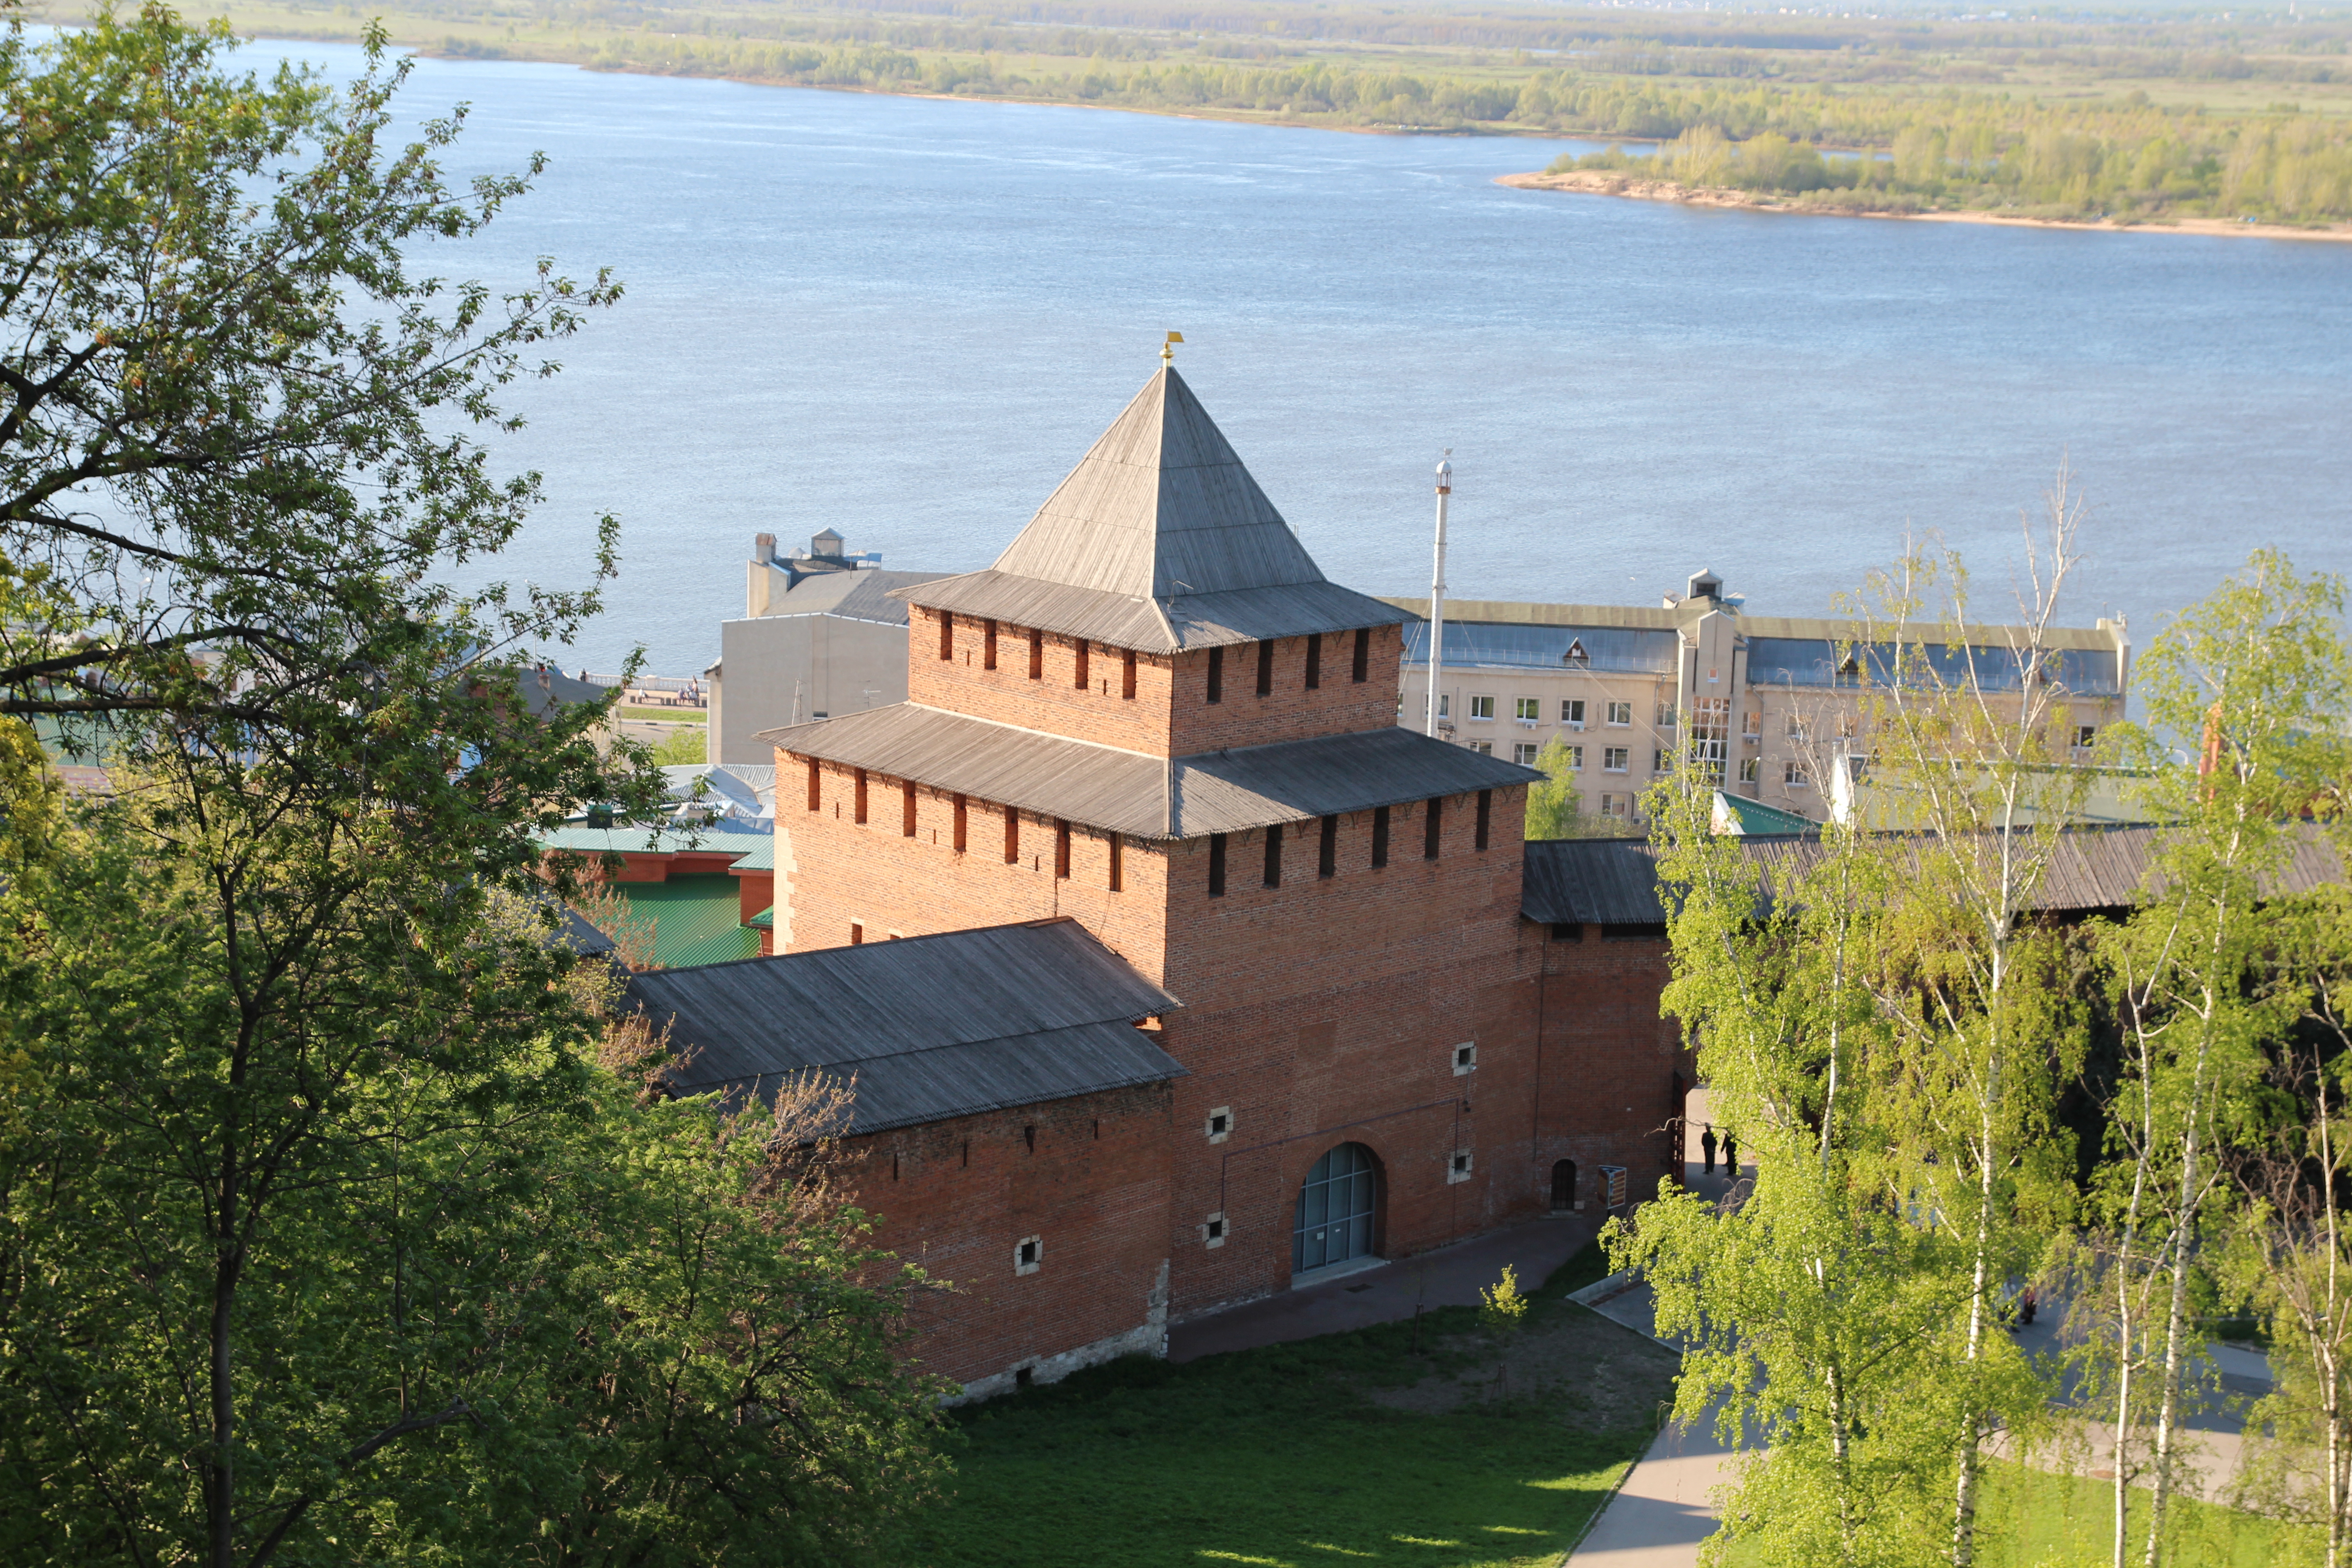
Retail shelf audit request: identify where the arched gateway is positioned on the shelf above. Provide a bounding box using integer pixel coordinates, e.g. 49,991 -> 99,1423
1293,1142 -> 1380,1274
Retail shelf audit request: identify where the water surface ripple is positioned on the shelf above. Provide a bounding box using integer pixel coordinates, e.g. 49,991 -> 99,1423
266,43 -> 2352,673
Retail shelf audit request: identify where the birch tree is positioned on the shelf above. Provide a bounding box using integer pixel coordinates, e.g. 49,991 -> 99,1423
2230,920 -> 2352,1568
1841,490 -> 2095,1568
2091,549 -> 2348,1566
1619,769 -> 1961,1568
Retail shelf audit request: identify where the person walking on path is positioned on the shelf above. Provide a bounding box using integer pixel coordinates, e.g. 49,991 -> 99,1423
1700,1124 -> 1718,1175
1721,1129 -> 1738,1176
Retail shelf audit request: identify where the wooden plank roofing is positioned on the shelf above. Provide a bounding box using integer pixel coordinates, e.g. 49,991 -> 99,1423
894,368 -> 1406,652
757,703 -> 1541,841
1520,823 -> 2347,926
634,918 -> 1186,1136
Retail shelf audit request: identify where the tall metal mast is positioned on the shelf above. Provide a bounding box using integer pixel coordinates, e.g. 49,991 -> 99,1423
1424,453 -> 1452,738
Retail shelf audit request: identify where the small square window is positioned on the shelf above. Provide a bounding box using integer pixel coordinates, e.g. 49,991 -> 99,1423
1562,699 -> 1586,725
1452,1042 -> 1477,1075
1202,1212 -> 1227,1248
1469,695 -> 1496,721
1567,745 -> 1584,770
1514,743 -> 1540,765
1205,1107 -> 1232,1144
1604,747 -> 1629,773
2077,724 -> 2097,749
1784,761 -> 1809,788
1742,710 -> 1761,737
1607,701 -> 1632,727
1652,749 -> 1666,774
1739,756 -> 1760,783
1514,697 -> 1541,722
1656,702 -> 1678,728
1468,740 -> 1494,756
1786,714 -> 1807,740
1447,1149 -> 1474,1185
1437,693 -> 1450,719
1014,1235 -> 1043,1275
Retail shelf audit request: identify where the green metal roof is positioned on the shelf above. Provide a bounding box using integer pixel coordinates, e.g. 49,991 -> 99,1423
535,821 -> 767,859
747,906 -> 774,930
1713,792 -> 1816,836
598,875 -> 762,970
724,833 -> 776,872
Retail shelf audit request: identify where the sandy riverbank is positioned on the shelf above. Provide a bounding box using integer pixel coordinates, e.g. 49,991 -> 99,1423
1498,170 -> 2352,244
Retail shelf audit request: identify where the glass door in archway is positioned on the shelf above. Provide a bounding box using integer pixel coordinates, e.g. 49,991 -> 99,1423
1293,1142 -> 1378,1274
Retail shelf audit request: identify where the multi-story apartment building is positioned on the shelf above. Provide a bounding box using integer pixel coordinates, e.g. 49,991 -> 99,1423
1388,571 -> 2132,823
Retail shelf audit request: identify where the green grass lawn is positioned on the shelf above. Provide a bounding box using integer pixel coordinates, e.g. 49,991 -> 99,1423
1710,1454 -> 2322,1567
897,1245 -> 1654,1568
1962,1464 -> 2323,1568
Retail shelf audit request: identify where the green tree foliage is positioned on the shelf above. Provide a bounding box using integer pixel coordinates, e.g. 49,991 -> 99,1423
1623,779 -> 1968,1568
1524,735 -> 1637,841
2228,874 -> 2352,1568
0,10 -> 948,1562
2083,552 -> 2352,1567
1619,492 -> 2102,1567
0,6 -> 631,741
1547,98 -> 2352,224
0,778 -> 946,1563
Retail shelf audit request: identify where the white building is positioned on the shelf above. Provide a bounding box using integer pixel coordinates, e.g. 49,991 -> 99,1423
1388,570 -> 2131,824
704,531 -> 948,764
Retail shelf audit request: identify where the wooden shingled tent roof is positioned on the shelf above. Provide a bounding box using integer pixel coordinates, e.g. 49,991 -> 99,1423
895,367 -> 1406,652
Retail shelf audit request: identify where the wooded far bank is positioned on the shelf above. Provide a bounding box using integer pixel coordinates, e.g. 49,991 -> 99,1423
95,0 -> 2352,226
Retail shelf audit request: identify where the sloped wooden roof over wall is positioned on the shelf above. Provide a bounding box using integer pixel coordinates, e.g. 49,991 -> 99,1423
634,918 -> 1185,1136
1520,824 -> 2347,926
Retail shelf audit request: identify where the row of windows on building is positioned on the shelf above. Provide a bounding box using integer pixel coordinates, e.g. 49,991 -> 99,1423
809,760 -> 1495,896
940,615 -> 1377,701
1441,691 -> 2103,755
1469,740 -> 1817,786
1436,696 -> 1655,727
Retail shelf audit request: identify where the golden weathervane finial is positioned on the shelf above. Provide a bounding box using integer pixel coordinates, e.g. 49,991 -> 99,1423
1161,330 -> 1184,366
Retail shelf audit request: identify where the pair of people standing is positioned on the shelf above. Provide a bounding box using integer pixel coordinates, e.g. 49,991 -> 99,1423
1699,1123 -> 1738,1176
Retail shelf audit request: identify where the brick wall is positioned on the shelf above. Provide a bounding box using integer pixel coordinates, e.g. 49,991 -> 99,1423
835,1080 -> 1176,1396
1528,924 -> 1694,1217
1148,786 -> 1548,1318
909,610 -> 1180,756
778,755 -> 1173,979
1166,624 -> 1406,755
905,611 -> 1404,758
780,753 -> 1559,1320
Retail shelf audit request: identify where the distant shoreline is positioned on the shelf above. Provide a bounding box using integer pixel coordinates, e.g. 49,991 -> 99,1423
1497,170 -> 2352,245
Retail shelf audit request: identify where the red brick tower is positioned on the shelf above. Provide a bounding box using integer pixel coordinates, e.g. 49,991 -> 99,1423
763,368 -> 1546,1319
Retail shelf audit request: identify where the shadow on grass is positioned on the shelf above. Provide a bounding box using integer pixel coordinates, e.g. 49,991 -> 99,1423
895,1239 -> 1652,1568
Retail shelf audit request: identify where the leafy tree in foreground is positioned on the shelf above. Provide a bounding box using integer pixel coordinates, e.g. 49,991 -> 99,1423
1,2 -> 618,743
1622,486 -> 2100,1567
2230,875 -> 2352,1568
0,10 -> 947,1563
0,781 -> 946,1564
1622,772 -> 1961,1568
2085,550 -> 2350,1568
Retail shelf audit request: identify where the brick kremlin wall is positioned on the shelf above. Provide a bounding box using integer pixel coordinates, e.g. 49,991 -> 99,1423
1529,926 -> 1693,1216
1147,786 -> 1548,1318
835,1079 -> 1178,1398
904,611 -> 1406,757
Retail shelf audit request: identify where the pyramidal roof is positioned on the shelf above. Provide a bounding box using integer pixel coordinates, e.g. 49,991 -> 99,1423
896,368 -> 1406,653
991,367 -> 1325,600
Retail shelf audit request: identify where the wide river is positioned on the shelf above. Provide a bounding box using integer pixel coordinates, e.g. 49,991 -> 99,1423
257,40 -> 2352,676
